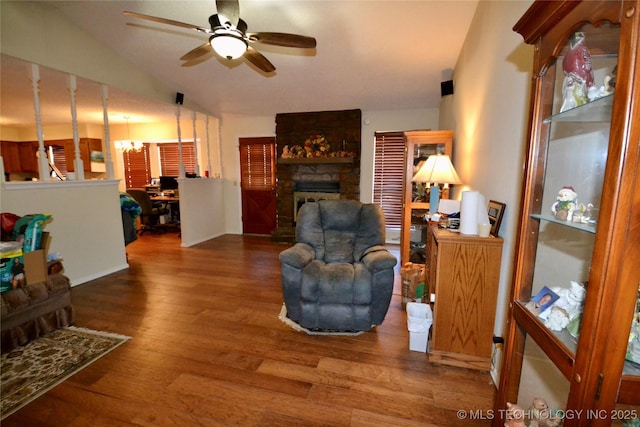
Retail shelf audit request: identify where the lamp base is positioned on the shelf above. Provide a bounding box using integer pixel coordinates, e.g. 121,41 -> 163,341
429,185 -> 440,214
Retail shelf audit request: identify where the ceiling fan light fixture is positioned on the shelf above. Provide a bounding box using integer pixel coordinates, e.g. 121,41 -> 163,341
210,33 -> 247,60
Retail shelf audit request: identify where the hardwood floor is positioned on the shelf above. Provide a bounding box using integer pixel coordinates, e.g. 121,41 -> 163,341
4,233 -> 495,426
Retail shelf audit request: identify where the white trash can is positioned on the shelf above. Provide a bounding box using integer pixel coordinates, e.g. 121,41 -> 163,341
406,302 -> 433,352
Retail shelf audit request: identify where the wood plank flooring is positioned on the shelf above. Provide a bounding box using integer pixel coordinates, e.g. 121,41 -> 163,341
3,233 -> 495,426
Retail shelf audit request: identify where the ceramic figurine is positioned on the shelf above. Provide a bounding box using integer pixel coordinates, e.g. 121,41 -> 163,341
528,397 -> 549,426
560,32 -> 595,112
604,65 -> 617,95
543,281 -> 586,331
544,306 -> 571,331
504,402 -> 527,427
551,186 -> 578,221
528,398 -> 564,427
281,145 -> 293,158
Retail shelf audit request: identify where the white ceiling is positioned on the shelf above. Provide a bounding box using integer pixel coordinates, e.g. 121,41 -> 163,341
1,0 -> 479,127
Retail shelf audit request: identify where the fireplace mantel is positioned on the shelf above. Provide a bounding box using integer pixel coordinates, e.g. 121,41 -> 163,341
278,157 -> 354,165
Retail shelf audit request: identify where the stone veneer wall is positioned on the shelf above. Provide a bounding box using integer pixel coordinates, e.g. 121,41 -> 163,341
273,109 -> 361,243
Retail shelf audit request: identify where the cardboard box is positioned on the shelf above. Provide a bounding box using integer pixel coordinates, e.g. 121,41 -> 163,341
23,249 -> 48,285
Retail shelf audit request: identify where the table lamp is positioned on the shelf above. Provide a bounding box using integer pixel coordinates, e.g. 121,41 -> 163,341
412,154 -> 462,213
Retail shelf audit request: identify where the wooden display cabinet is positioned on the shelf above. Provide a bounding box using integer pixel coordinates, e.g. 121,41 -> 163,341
425,224 -> 503,371
494,1 -> 640,425
400,130 -> 452,265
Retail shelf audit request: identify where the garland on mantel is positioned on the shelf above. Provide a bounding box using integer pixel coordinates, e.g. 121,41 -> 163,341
281,135 -> 356,159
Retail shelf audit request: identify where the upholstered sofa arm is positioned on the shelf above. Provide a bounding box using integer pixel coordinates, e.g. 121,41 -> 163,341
360,245 -> 398,272
279,243 -> 316,268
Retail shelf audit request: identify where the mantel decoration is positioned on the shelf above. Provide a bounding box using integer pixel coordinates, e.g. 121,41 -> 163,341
281,134 -> 356,159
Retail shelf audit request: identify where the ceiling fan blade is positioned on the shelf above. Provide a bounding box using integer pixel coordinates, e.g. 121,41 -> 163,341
244,47 -> 276,73
215,0 -> 240,27
123,11 -> 211,34
180,42 -> 213,61
247,32 -> 317,49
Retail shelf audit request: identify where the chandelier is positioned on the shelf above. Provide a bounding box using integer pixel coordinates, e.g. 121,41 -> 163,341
115,117 -> 143,152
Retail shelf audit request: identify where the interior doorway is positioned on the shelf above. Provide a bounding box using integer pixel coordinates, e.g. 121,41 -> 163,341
239,137 -> 277,235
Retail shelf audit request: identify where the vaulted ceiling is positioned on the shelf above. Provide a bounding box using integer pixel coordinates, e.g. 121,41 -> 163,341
1,1 -> 479,126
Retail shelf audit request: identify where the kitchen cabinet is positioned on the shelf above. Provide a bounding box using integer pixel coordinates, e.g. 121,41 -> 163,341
494,1 -> 640,425
1,141 -> 21,173
63,138 -> 102,172
18,141 -> 38,173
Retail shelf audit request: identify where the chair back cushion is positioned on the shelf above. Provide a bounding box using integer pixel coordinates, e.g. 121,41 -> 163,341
126,189 -> 154,214
296,200 -> 385,263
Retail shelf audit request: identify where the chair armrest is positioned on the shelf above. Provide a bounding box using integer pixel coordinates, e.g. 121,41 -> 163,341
279,243 -> 315,269
361,245 -> 398,272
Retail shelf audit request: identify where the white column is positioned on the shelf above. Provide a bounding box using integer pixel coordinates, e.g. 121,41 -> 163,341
191,110 -> 200,176
101,85 -> 115,179
30,64 -> 49,180
68,75 -> 84,179
216,117 -> 223,179
175,105 -> 185,178
205,115 -> 213,178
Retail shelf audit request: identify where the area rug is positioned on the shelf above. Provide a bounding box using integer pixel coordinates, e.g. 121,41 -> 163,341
278,304 -> 365,336
1,326 -> 131,419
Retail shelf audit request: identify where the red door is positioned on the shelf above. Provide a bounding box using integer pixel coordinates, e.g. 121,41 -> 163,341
239,137 -> 277,235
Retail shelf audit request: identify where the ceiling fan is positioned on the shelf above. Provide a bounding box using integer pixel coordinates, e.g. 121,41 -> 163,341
123,0 -> 316,73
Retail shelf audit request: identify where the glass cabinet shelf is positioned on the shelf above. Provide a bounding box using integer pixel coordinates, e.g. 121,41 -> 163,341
513,301 -> 576,379
543,94 -> 614,124
530,214 -> 597,234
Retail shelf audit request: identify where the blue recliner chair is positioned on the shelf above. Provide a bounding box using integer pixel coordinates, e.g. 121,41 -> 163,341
279,199 -> 398,332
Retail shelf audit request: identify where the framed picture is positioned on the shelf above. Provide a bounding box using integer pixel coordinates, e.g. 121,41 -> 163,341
525,286 -> 559,316
487,200 -> 506,236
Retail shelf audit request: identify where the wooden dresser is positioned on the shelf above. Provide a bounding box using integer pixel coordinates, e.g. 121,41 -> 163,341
425,224 -> 503,371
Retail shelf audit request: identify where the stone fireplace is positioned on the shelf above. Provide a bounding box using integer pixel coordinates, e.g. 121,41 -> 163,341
272,109 -> 361,243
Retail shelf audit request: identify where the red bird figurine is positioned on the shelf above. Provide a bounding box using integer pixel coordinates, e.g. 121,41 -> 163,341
560,32 -> 595,111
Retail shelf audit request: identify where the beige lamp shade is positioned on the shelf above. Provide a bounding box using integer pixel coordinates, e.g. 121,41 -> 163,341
411,154 -> 462,185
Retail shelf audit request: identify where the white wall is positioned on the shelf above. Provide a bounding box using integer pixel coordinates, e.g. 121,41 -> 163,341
0,181 -> 127,285
179,178 -> 225,247
219,109 -> 439,234
360,108 -> 439,203
440,0 -> 534,383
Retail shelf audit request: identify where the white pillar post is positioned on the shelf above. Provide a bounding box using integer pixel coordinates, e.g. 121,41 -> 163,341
191,110 -> 200,176
205,115 -> 213,178
30,64 -> 49,180
68,75 -> 84,179
216,117 -> 223,179
101,85 -> 115,180
175,105 -> 185,178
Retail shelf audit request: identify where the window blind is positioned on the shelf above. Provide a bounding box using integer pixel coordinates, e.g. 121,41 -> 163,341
239,138 -> 275,190
48,144 -> 68,176
373,131 -> 405,228
159,142 -> 195,175
123,144 -> 151,189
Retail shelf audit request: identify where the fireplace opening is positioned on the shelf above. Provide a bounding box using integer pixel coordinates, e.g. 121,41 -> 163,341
293,181 -> 340,222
